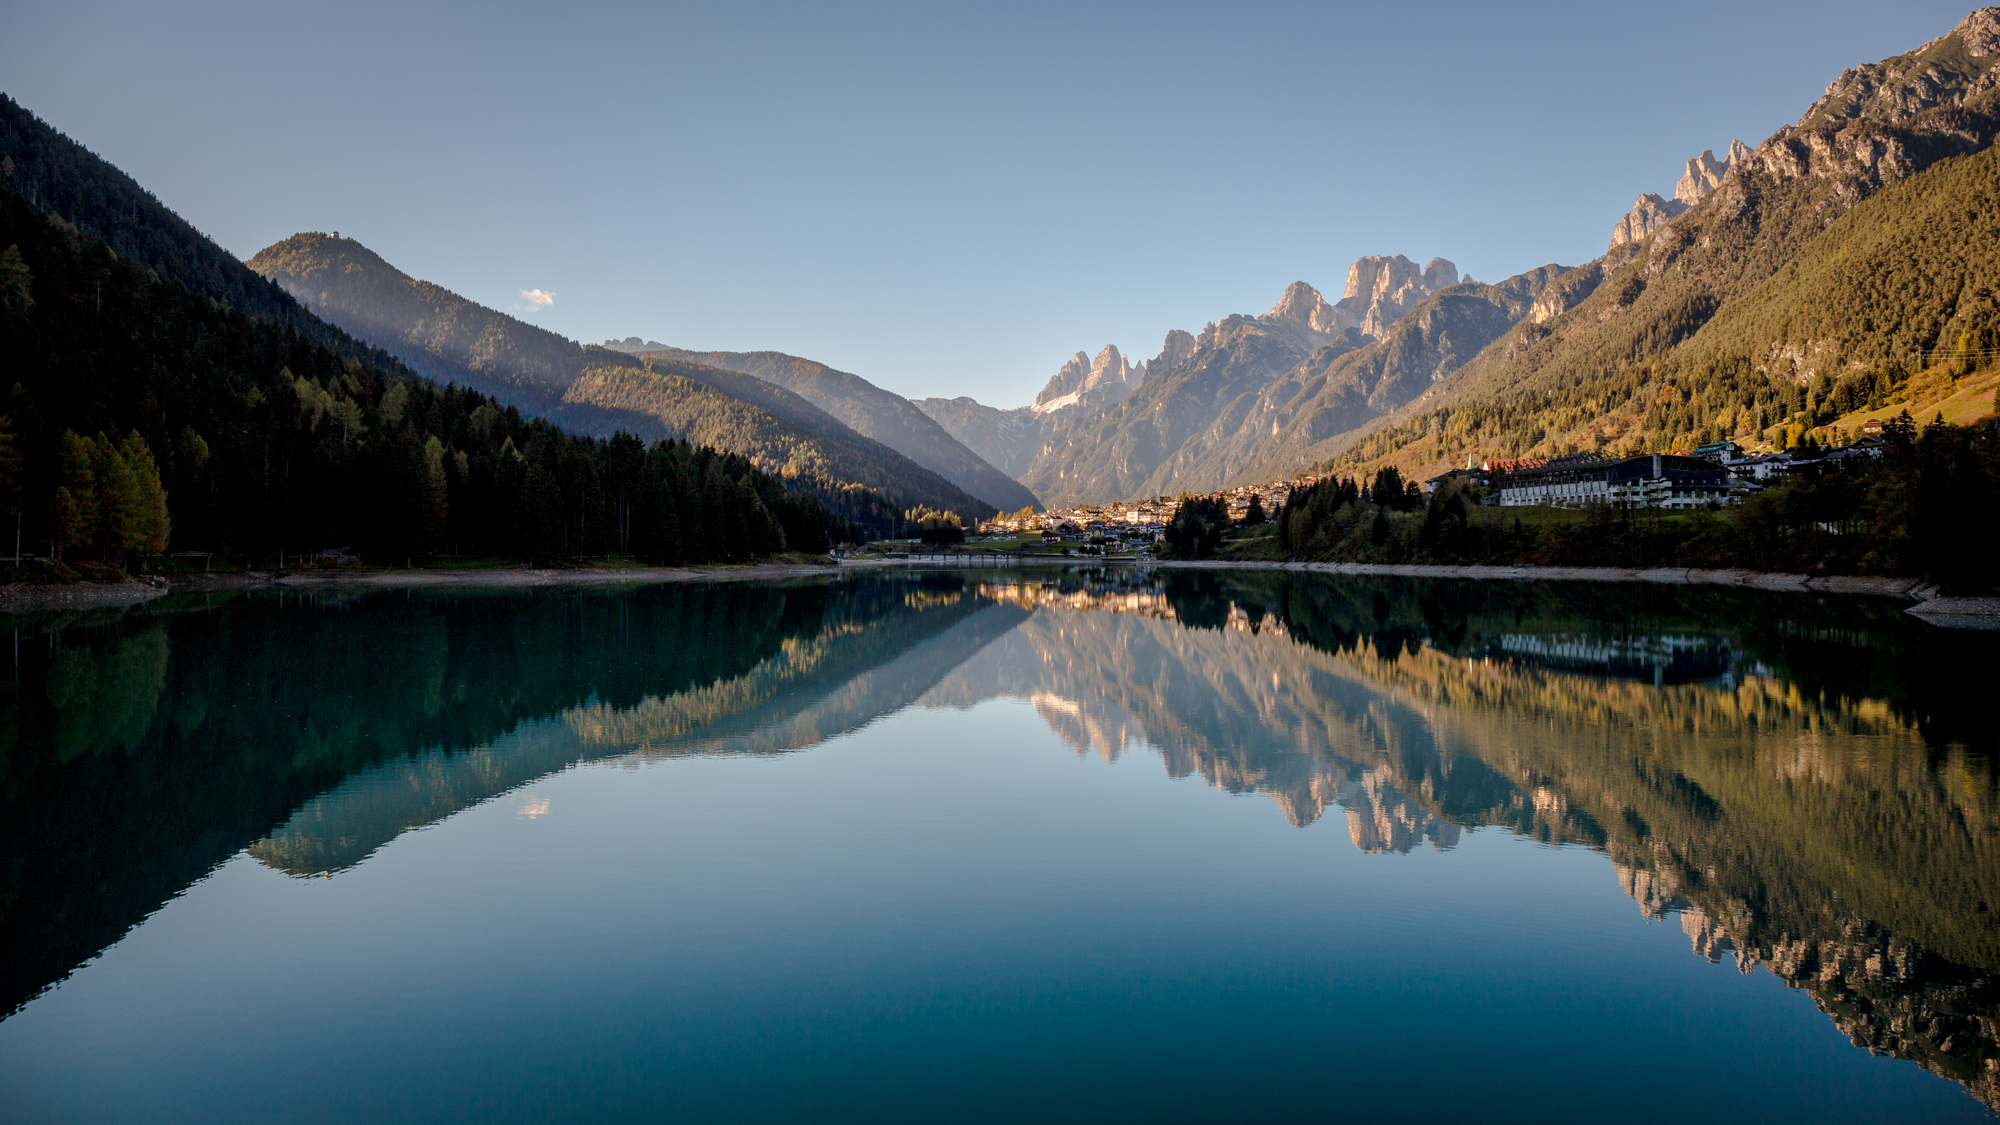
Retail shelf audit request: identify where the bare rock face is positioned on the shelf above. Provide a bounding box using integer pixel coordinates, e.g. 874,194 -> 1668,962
1608,140 -> 1748,253
1422,257 -> 1459,291
1255,281 -> 1358,350
1675,148 -> 1734,204
1734,7 -> 2000,201
1610,192 -> 1690,248
1334,255 -> 1460,337
1031,343 -> 1146,415
1530,262 -> 1606,324
1154,328 -> 1197,376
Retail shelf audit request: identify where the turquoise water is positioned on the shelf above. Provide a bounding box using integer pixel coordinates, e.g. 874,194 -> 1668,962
0,571 -> 1992,1121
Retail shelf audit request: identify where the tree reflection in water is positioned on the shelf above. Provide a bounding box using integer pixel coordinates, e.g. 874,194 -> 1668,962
945,570 -> 2000,1107
1,569 -> 1993,1106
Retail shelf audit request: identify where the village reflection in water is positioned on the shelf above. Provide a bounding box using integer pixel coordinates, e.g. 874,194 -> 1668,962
1,569 -> 1994,1110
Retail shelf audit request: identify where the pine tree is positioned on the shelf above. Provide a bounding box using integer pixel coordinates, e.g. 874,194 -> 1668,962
0,414 -> 20,563
517,462 -> 562,563
92,433 -> 142,562
0,244 -> 31,315
48,487 -> 81,561
119,431 -> 169,555
420,436 -> 448,555
55,431 -> 96,543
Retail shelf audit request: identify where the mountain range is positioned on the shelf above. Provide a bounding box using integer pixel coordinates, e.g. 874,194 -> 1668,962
1312,5 -> 2000,485
914,7 -> 2000,506
248,233 -> 1014,522
610,344 -> 1037,512
914,254 -> 1532,507
230,9 -> 2000,515
6,7 -> 1993,531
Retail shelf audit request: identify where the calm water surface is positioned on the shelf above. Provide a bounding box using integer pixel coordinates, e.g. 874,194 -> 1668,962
1,570 -> 1995,1122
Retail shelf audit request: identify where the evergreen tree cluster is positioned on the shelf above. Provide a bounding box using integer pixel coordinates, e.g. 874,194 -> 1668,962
1161,495 -> 1228,559
49,429 -> 168,564
903,506 -> 964,545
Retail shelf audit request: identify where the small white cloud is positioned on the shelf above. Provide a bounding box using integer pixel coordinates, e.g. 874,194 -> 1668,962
518,288 -> 556,312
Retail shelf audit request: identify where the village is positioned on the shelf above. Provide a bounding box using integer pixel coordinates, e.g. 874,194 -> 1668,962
934,426 -> 1901,554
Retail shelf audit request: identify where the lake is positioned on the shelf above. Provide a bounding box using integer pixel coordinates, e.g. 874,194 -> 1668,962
0,569 -> 1993,1122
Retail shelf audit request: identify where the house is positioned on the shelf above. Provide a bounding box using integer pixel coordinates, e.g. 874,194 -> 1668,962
1689,441 -> 1745,464
1826,436 -> 1888,464
1729,453 -> 1793,481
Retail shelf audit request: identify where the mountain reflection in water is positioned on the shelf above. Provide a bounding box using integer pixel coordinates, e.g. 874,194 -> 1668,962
1,570 -> 1994,1111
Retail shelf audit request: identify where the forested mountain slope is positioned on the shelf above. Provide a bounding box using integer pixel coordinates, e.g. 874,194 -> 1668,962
0,173 -> 834,562
1312,6 -> 2000,484
631,347 -> 1039,512
249,234 -> 995,526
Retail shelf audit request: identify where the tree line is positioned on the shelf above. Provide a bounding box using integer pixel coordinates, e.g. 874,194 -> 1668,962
1273,416 -> 1998,592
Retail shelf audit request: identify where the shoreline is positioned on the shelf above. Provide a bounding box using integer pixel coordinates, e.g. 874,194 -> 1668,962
4,557 -> 1994,627
846,554 -> 1931,594
0,561 -> 843,615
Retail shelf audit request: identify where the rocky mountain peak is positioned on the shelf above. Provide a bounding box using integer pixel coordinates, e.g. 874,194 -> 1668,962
1334,254 -> 1460,337
1610,192 -> 1690,249
1154,329 -> 1197,376
1263,281 -> 1348,335
1341,255 -> 1420,305
1675,148 -> 1734,204
1032,344 -> 1145,415
1088,344 -> 1125,383
1610,140 -> 1749,253
601,336 -> 669,353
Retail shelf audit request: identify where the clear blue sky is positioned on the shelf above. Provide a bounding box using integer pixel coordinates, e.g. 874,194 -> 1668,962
1,0 -> 1979,406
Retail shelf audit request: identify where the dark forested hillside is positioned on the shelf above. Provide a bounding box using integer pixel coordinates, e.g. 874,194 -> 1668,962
0,107 -> 834,563
0,95 -> 311,331
249,233 -> 996,527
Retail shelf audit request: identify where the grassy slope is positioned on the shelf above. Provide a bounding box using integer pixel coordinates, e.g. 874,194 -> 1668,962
644,348 -> 1040,513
